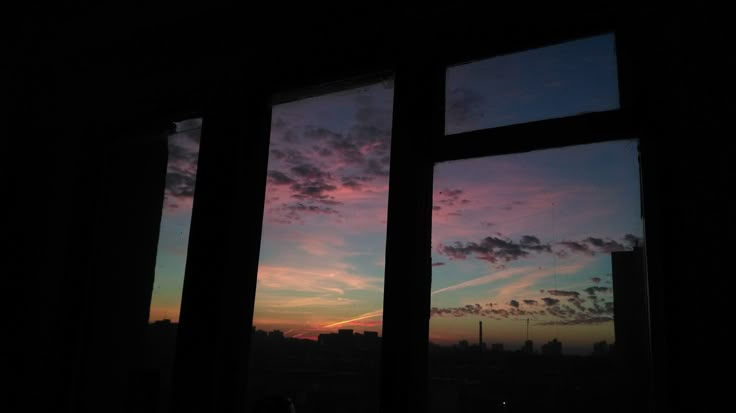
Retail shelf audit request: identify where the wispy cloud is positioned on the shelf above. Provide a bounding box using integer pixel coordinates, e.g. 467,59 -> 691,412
323,309 -> 384,328
257,264 -> 384,294
432,266 -> 530,295
256,295 -> 358,308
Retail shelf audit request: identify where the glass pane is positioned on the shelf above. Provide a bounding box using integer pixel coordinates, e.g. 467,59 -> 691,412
248,81 -> 394,413
146,118 -> 202,413
446,34 -> 619,134
430,140 -> 646,413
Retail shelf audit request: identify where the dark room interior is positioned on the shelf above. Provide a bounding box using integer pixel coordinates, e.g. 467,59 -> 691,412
8,4 -> 734,413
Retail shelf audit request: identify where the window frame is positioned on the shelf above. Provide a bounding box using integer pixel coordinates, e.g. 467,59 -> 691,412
378,26 -> 656,413
173,21 -> 661,413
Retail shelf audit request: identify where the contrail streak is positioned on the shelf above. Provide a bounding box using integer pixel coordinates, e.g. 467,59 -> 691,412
323,310 -> 383,328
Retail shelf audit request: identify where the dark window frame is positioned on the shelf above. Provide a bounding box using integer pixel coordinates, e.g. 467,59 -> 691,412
173,19 -> 661,413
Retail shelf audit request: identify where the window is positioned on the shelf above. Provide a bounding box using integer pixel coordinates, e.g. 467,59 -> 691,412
446,33 -> 619,134
247,81 -> 394,413
146,117 -> 202,413
429,140 -> 644,412
425,32 -> 650,412
173,25 -> 653,413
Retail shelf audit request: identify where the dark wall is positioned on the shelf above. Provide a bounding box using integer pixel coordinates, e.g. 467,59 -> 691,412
8,4 -> 733,413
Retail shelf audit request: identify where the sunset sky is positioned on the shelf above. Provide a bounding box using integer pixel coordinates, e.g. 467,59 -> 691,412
252,81 -> 394,339
149,118 -> 202,322
148,33 -> 639,354
429,141 -> 642,353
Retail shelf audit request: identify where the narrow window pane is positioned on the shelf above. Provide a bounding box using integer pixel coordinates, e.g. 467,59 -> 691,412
248,81 -> 394,412
446,34 -> 619,134
430,140 -> 645,412
146,118 -> 202,413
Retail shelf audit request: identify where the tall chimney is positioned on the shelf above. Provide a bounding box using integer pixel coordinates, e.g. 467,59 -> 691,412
479,321 -> 483,347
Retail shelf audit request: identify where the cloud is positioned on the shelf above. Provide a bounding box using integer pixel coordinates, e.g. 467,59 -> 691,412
430,303 -> 545,319
509,299 -> 520,308
537,316 -> 613,326
557,241 -> 593,255
291,163 -> 329,180
438,235 -> 551,264
542,297 -> 560,306
434,188 -> 473,217
584,237 -> 626,253
285,203 -> 339,215
290,181 -> 339,204
341,176 -> 374,190
567,297 -> 587,311
323,309 -> 383,328
263,84 -> 394,226
520,235 -> 540,245
268,170 -> 295,185
547,289 -> 580,298
303,126 -> 343,141
437,233 -> 638,266
165,170 -> 196,197
364,158 -> 390,177
584,286 -> 611,295
257,264 -> 383,294
270,148 -> 308,166
519,235 -> 552,253
523,299 -> 538,306
164,130 -> 201,202
258,295 -> 357,308
431,266 -> 530,295
432,262 -> 446,267
591,277 -> 602,283
624,233 -> 642,247
545,304 -> 577,318
557,235 -> 640,257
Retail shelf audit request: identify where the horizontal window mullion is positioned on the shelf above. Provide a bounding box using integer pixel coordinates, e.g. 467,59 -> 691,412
433,110 -> 630,162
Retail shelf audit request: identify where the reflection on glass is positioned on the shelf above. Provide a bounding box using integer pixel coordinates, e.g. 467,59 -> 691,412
429,140 -> 644,412
248,81 -> 394,413
146,118 -> 202,413
446,34 -> 619,134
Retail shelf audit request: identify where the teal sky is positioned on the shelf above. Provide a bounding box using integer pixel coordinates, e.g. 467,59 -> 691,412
430,141 -> 643,354
149,118 -> 201,322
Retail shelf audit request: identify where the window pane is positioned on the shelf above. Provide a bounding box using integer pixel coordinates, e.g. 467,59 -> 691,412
146,118 -> 202,413
446,34 -> 619,134
430,140 -> 646,412
248,81 -> 394,413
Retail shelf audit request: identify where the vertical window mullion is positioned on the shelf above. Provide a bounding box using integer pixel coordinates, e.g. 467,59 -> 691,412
171,85 -> 272,413
380,56 -> 444,413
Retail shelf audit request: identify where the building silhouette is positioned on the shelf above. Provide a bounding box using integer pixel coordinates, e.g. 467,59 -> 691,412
541,339 -> 562,356
521,340 -> 533,354
611,246 -> 650,407
593,340 -> 611,356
